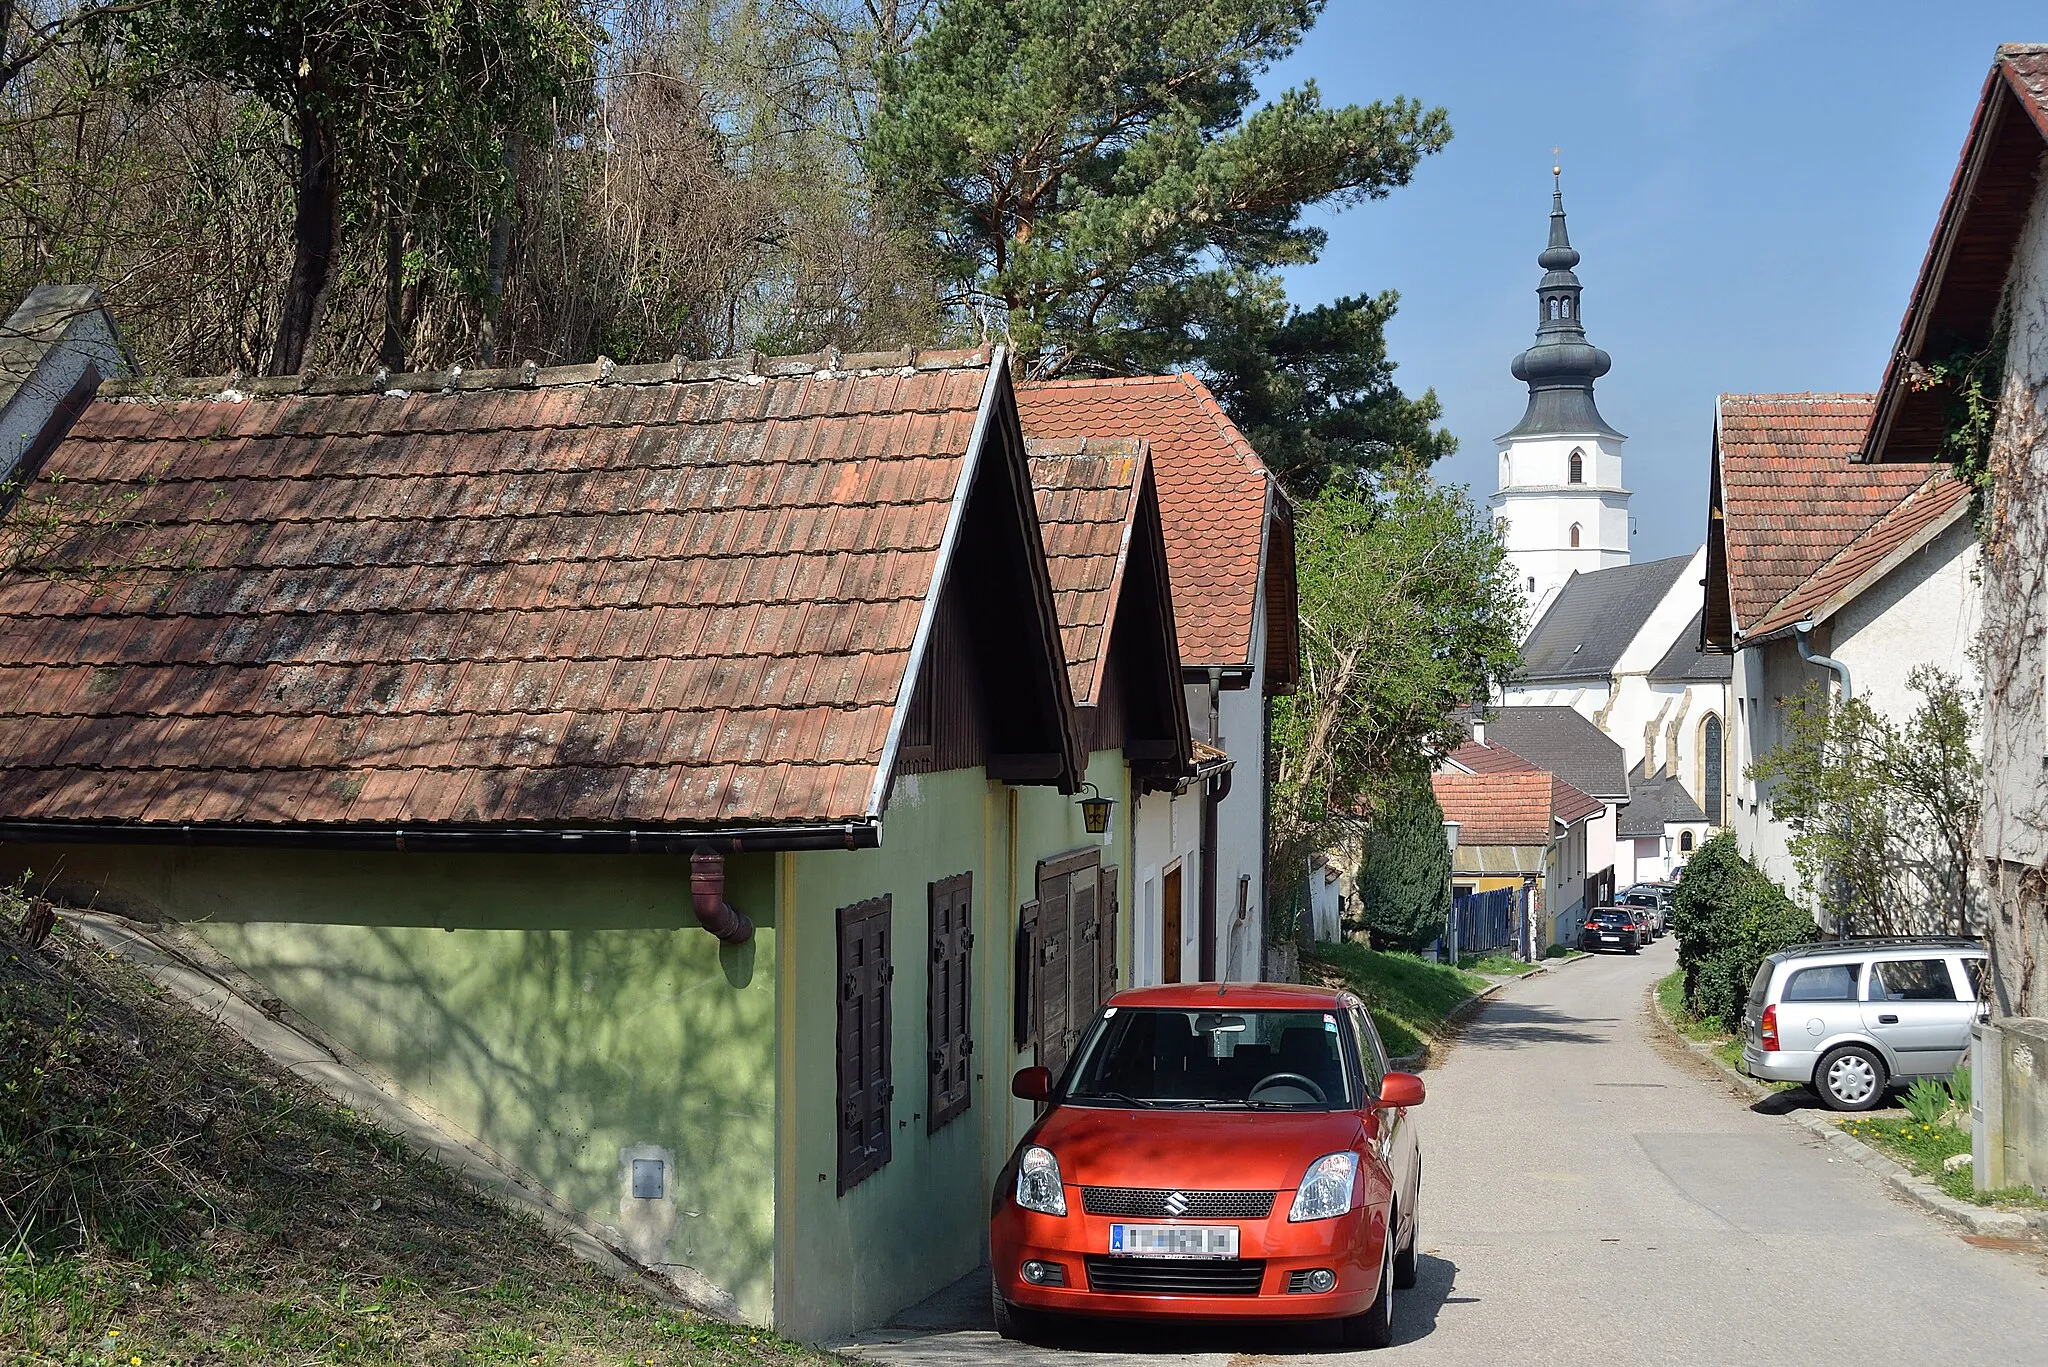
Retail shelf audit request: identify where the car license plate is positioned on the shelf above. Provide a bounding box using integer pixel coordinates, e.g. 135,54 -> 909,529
1601,934 -> 1618,942
1108,1224 -> 1239,1259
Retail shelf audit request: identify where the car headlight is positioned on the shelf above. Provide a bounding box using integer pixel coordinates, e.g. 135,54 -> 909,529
1015,1145 -> 1067,1216
1289,1151 -> 1358,1222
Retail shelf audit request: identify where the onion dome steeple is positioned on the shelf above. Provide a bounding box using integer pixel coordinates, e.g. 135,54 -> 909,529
1501,171 -> 1623,441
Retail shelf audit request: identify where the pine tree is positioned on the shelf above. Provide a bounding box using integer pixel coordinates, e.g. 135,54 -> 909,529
868,0 -> 1453,491
1354,767 -> 1453,951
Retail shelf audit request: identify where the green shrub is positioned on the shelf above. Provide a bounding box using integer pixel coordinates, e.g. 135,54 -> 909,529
1354,768 -> 1453,951
1671,833 -> 1818,1029
1540,944 -> 1571,959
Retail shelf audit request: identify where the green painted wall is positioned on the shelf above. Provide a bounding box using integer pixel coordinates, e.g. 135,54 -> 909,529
1,843 -> 780,1323
778,752 -> 1135,1341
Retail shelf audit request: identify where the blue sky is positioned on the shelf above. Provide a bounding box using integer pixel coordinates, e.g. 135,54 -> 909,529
1265,1 -> 2039,559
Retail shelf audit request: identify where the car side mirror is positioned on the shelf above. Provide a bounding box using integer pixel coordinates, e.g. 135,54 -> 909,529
1377,1071 -> 1425,1109
1012,1066 -> 1052,1102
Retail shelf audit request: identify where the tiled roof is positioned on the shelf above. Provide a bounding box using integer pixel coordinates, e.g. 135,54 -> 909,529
1616,761 -> 1708,838
1438,740 -> 1602,838
1714,395 -> 1938,635
1433,770 -> 1553,847
1647,609 -> 1733,682
1017,374 -> 1270,669
1747,471 -> 1972,639
0,348 -> 1016,833
1027,437 -> 1145,705
1483,706 -> 1629,800
1519,557 -> 1692,683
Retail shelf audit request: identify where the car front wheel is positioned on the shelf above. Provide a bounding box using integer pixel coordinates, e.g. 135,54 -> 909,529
1340,1222 -> 1396,1349
1815,1044 -> 1888,1111
992,1286 -> 1048,1343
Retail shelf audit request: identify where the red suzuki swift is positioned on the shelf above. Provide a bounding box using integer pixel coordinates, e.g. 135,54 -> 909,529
990,983 -> 1424,1349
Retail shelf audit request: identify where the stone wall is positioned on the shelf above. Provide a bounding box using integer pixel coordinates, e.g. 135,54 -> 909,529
1973,1017 -> 2048,1196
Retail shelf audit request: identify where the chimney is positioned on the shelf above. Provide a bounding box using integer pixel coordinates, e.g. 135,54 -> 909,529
1471,718 -> 1486,746
0,285 -> 130,495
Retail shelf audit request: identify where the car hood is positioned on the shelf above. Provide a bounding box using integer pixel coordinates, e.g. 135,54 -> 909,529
1031,1105 -> 1366,1192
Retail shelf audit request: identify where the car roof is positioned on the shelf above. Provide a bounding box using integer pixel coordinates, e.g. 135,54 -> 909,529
1107,982 -> 1349,1010
1770,936 -> 1983,965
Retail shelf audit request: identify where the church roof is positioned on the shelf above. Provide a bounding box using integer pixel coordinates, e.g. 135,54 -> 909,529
1482,706 -> 1629,800
1518,555 -> 1693,683
1616,761 -> 1708,838
1648,609 -> 1733,682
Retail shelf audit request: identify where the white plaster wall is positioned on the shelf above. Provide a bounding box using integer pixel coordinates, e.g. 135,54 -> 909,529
1585,806 -> 1618,885
1830,518 -> 1982,707
1731,641 -> 1805,895
1492,429 -> 1631,612
1215,675 -> 1264,981
1131,785 -> 1202,987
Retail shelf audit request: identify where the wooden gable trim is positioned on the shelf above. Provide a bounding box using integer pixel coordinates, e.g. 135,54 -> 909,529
1262,491 -> 1301,696
1107,454 -> 1194,789
1865,60 -> 2047,464
878,361 -> 1085,801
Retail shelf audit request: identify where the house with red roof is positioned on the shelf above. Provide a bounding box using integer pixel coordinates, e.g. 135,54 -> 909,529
1432,735 -> 1603,953
1701,390 -> 1979,904
0,290 -> 1201,1339
1017,375 -> 1298,988
1852,43 -> 2048,1023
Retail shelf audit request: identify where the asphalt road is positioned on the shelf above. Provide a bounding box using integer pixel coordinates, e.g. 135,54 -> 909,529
833,938 -> 2048,1365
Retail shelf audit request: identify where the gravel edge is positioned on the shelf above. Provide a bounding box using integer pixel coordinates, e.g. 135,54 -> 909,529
1647,981 -> 2047,1240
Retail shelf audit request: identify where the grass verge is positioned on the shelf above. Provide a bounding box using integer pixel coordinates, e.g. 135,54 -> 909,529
1837,1117 -> 2047,1208
1456,953 -> 1538,977
1653,969 -> 1791,1088
1304,943 -> 1488,1059
1,915 -> 839,1367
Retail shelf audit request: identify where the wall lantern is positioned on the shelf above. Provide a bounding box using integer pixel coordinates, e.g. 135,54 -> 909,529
1077,783 -> 1116,836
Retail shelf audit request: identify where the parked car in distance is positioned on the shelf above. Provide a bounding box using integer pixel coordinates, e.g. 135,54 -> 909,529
1618,885 -> 1667,938
990,984 -> 1424,1350
1579,908 -> 1640,954
1741,938 -> 1990,1111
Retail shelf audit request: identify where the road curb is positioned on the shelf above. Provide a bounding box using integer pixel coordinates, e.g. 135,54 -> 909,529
1390,980 -> 1506,1073
1647,980 -> 2047,1240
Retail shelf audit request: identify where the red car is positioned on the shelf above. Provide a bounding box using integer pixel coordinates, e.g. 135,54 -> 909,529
990,983 -> 1424,1349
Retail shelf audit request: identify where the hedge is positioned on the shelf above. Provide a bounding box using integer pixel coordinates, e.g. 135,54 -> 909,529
1670,833 -> 1818,1030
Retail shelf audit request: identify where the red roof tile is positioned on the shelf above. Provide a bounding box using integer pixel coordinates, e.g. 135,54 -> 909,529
1747,472 -> 1972,639
1714,395 -> 1942,635
0,350 -> 1012,831
1026,437 -> 1146,705
1017,375 -> 1272,668
1443,738 -> 1603,829
1432,770 -> 1554,847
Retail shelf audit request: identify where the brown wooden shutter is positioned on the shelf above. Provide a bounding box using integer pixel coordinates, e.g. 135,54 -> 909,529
836,896 -> 892,1195
1070,872 -> 1101,1031
926,873 -> 973,1135
1099,866 -> 1119,998
1034,871 -> 1072,1079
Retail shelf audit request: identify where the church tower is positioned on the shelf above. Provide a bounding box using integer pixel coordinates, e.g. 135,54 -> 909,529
1491,175 -> 1630,617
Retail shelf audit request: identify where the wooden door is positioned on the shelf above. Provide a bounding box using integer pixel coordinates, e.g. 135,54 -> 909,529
1162,863 -> 1183,984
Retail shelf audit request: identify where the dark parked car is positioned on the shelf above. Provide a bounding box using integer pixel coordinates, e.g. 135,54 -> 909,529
1618,886 -> 1667,938
1579,908 -> 1640,954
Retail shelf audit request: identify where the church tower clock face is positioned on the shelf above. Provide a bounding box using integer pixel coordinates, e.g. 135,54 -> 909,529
1490,171 -> 1631,617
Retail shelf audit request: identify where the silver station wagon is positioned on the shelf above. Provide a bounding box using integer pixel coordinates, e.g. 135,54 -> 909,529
1741,938 -> 1988,1111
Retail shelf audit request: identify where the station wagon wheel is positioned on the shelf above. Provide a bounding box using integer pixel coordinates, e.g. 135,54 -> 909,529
1340,1219 -> 1396,1349
1815,1044 -> 1887,1112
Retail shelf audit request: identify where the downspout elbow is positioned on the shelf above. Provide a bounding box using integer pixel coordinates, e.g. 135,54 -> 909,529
1793,619 -> 1853,702
689,849 -> 754,945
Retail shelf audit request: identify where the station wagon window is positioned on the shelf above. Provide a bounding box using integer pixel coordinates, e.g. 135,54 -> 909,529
1783,963 -> 1858,1002
1866,959 -> 1960,1003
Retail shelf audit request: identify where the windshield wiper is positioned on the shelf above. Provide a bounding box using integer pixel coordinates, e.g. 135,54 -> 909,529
1069,1089 -> 1156,1108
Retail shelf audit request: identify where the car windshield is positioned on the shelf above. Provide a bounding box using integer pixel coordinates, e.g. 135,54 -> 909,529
1591,911 -> 1630,925
1062,1007 -> 1357,1111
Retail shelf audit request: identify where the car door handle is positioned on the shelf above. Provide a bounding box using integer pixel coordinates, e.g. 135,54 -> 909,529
1878,1014 -> 1899,1024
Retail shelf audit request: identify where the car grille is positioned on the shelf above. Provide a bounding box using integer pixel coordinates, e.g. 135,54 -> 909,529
1084,1256 -> 1267,1296
1080,1187 -> 1277,1219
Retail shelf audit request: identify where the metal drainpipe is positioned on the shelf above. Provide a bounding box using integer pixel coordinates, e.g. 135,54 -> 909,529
1794,619 -> 1854,939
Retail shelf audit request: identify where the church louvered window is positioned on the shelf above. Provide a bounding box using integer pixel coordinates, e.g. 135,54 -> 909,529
1569,523 -> 1581,548
1569,449 -> 1584,484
